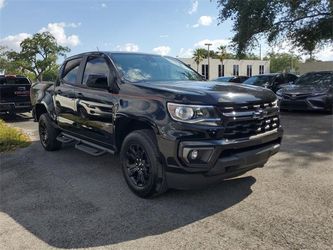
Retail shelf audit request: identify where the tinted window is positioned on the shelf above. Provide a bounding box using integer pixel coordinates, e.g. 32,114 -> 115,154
286,74 -> 298,83
244,75 -> 275,86
214,77 -> 233,82
62,58 -> 82,84
274,75 -> 284,85
110,53 -> 203,83
83,57 -> 110,85
0,77 -> 30,85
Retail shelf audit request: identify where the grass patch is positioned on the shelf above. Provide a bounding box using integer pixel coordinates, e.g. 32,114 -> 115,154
0,119 -> 31,152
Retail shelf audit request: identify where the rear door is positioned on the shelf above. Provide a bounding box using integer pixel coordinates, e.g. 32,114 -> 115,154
54,57 -> 84,134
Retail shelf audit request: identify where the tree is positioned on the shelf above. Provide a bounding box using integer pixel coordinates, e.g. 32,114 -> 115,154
242,53 -> 260,60
192,48 -> 206,71
217,45 -> 227,68
43,64 -> 60,81
264,52 -> 302,73
7,32 -> 69,81
216,0 -> 333,58
0,46 -> 23,75
0,46 -> 7,72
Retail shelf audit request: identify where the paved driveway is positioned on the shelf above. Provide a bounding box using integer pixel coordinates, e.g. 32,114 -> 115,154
0,112 -> 332,249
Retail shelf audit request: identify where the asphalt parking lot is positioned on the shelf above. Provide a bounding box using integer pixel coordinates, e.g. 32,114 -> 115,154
0,112 -> 332,250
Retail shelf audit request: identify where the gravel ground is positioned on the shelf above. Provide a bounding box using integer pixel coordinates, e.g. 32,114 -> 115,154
0,111 -> 332,250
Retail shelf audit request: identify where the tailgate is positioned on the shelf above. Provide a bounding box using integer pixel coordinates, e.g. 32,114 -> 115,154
0,84 -> 31,103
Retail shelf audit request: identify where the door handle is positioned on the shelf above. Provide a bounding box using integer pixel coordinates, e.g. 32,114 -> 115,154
77,92 -> 84,97
56,89 -> 62,94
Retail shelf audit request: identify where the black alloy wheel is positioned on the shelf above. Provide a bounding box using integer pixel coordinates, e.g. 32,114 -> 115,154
125,143 -> 151,188
39,118 -> 48,148
38,113 -> 62,151
120,129 -> 167,198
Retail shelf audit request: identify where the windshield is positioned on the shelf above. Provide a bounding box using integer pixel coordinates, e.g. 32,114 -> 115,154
109,53 -> 203,83
295,72 -> 333,87
214,77 -> 233,82
244,75 -> 275,86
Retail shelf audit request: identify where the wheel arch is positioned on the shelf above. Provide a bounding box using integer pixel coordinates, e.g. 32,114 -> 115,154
114,116 -> 159,153
34,103 -> 48,121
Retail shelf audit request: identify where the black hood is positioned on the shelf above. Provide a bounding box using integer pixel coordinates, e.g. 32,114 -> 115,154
134,81 -> 277,105
277,84 -> 331,96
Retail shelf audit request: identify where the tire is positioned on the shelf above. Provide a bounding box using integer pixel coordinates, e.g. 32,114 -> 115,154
8,109 -> 16,118
38,113 -> 62,151
120,129 -> 167,198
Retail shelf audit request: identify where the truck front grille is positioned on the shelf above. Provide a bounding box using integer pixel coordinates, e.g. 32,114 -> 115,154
220,101 -> 279,140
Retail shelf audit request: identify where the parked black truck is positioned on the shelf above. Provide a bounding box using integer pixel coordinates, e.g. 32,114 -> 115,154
31,52 -> 283,197
0,75 -> 32,116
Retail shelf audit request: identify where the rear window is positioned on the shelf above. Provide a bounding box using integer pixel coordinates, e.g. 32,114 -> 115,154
0,77 -> 30,85
295,72 -> 333,86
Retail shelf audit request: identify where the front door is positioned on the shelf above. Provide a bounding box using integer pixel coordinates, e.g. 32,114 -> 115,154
74,55 -> 117,149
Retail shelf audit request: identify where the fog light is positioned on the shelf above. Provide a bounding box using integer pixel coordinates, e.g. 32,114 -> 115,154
189,150 -> 199,160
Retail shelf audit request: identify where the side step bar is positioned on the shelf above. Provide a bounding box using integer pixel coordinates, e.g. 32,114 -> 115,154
56,133 -> 115,156
56,134 -> 74,143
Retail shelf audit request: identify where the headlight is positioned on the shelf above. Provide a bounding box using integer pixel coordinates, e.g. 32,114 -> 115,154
275,92 -> 282,100
272,99 -> 278,107
167,103 -> 221,126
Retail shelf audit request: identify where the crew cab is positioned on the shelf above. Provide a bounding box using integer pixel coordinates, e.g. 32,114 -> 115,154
31,52 -> 283,198
0,75 -> 32,116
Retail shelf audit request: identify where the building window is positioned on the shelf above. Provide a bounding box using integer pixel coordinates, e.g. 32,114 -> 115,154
218,64 -> 225,77
202,64 -> 209,79
233,65 -> 239,76
259,65 -> 264,74
246,65 -> 252,77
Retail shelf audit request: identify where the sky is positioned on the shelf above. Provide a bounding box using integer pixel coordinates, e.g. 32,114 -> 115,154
0,0 -> 332,61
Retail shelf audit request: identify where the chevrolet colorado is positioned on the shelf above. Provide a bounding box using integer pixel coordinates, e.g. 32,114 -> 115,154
31,52 -> 283,198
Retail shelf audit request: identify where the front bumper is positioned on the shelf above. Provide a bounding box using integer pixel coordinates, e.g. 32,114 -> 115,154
0,102 -> 32,113
278,95 -> 332,111
164,127 -> 283,189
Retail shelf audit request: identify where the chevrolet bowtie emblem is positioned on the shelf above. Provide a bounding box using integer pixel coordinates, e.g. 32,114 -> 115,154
253,109 -> 267,119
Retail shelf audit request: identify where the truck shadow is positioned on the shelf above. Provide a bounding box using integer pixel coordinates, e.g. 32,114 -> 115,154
0,112 -> 33,122
0,142 -> 256,248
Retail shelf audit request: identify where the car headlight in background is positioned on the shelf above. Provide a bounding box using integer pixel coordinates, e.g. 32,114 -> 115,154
275,92 -> 282,100
167,103 -> 221,126
272,99 -> 279,107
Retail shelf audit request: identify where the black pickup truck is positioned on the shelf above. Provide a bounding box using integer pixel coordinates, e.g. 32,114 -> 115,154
31,52 -> 283,198
0,75 -> 32,116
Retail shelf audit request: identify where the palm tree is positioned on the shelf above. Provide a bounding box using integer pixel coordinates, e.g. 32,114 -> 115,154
217,45 -> 227,75
192,48 -> 206,72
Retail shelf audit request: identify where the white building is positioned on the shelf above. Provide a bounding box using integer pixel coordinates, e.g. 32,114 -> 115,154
179,58 -> 270,80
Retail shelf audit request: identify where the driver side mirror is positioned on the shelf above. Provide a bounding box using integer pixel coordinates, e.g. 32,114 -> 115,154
86,74 -> 108,89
